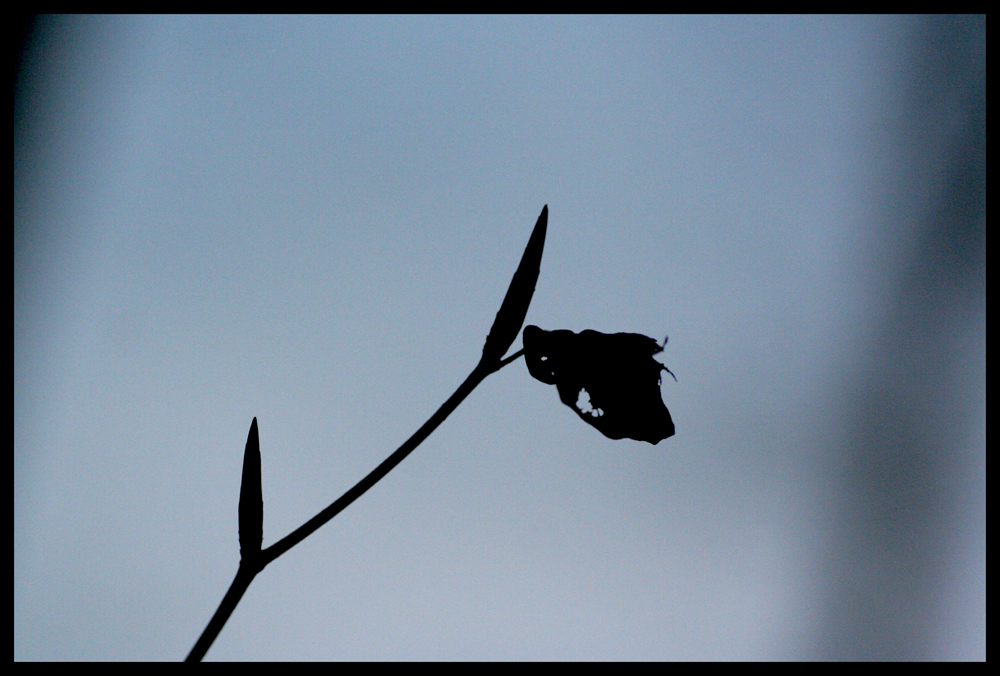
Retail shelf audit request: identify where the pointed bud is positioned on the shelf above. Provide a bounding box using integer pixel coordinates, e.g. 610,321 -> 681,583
238,418 -> 263,560
482,205 -> 548,365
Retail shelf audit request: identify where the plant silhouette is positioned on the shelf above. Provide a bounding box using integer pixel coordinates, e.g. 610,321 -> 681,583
523,325 -> 675,444
186,205 -> 675,660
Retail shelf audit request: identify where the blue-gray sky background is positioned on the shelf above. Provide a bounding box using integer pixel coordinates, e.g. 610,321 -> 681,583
15,15 -> 984,661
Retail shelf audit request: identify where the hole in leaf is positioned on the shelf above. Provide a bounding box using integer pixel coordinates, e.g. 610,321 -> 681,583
576,388 -> 603,418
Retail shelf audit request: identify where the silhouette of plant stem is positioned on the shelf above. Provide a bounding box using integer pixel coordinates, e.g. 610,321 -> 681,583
186,206 -> 546,661
186,562 -> 258,662
186,352 -> 522,661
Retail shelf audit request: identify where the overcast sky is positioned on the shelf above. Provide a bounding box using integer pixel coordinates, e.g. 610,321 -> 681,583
15,15 -> 984,661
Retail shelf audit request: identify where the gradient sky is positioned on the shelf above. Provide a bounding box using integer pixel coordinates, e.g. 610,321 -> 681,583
15,15 -> 984,661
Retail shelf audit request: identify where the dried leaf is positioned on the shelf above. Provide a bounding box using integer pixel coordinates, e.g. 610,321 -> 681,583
523,325 -> 675,444
482,205 -> 548,364
238,417 -> 262,560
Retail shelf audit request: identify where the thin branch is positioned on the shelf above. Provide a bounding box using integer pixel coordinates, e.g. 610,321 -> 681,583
188,203 -> 546,660
185,562 -> 258,662
259,362 -> 488,567
186,351 -> 523,661
497,348 -> 524,370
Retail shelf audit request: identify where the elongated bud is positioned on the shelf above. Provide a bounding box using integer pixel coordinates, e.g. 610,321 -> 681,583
238,418 -> 262,561
482,205 -> 548,365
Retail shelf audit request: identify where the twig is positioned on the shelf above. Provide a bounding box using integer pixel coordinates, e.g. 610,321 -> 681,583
185,352 -> 523,661
186,205 -> 546,661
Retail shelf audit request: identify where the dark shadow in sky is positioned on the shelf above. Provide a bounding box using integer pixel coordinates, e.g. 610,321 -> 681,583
815,14 -> 985,660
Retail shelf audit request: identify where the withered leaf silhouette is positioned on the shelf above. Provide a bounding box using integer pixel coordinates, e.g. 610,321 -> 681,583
522,325 -> 675,444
